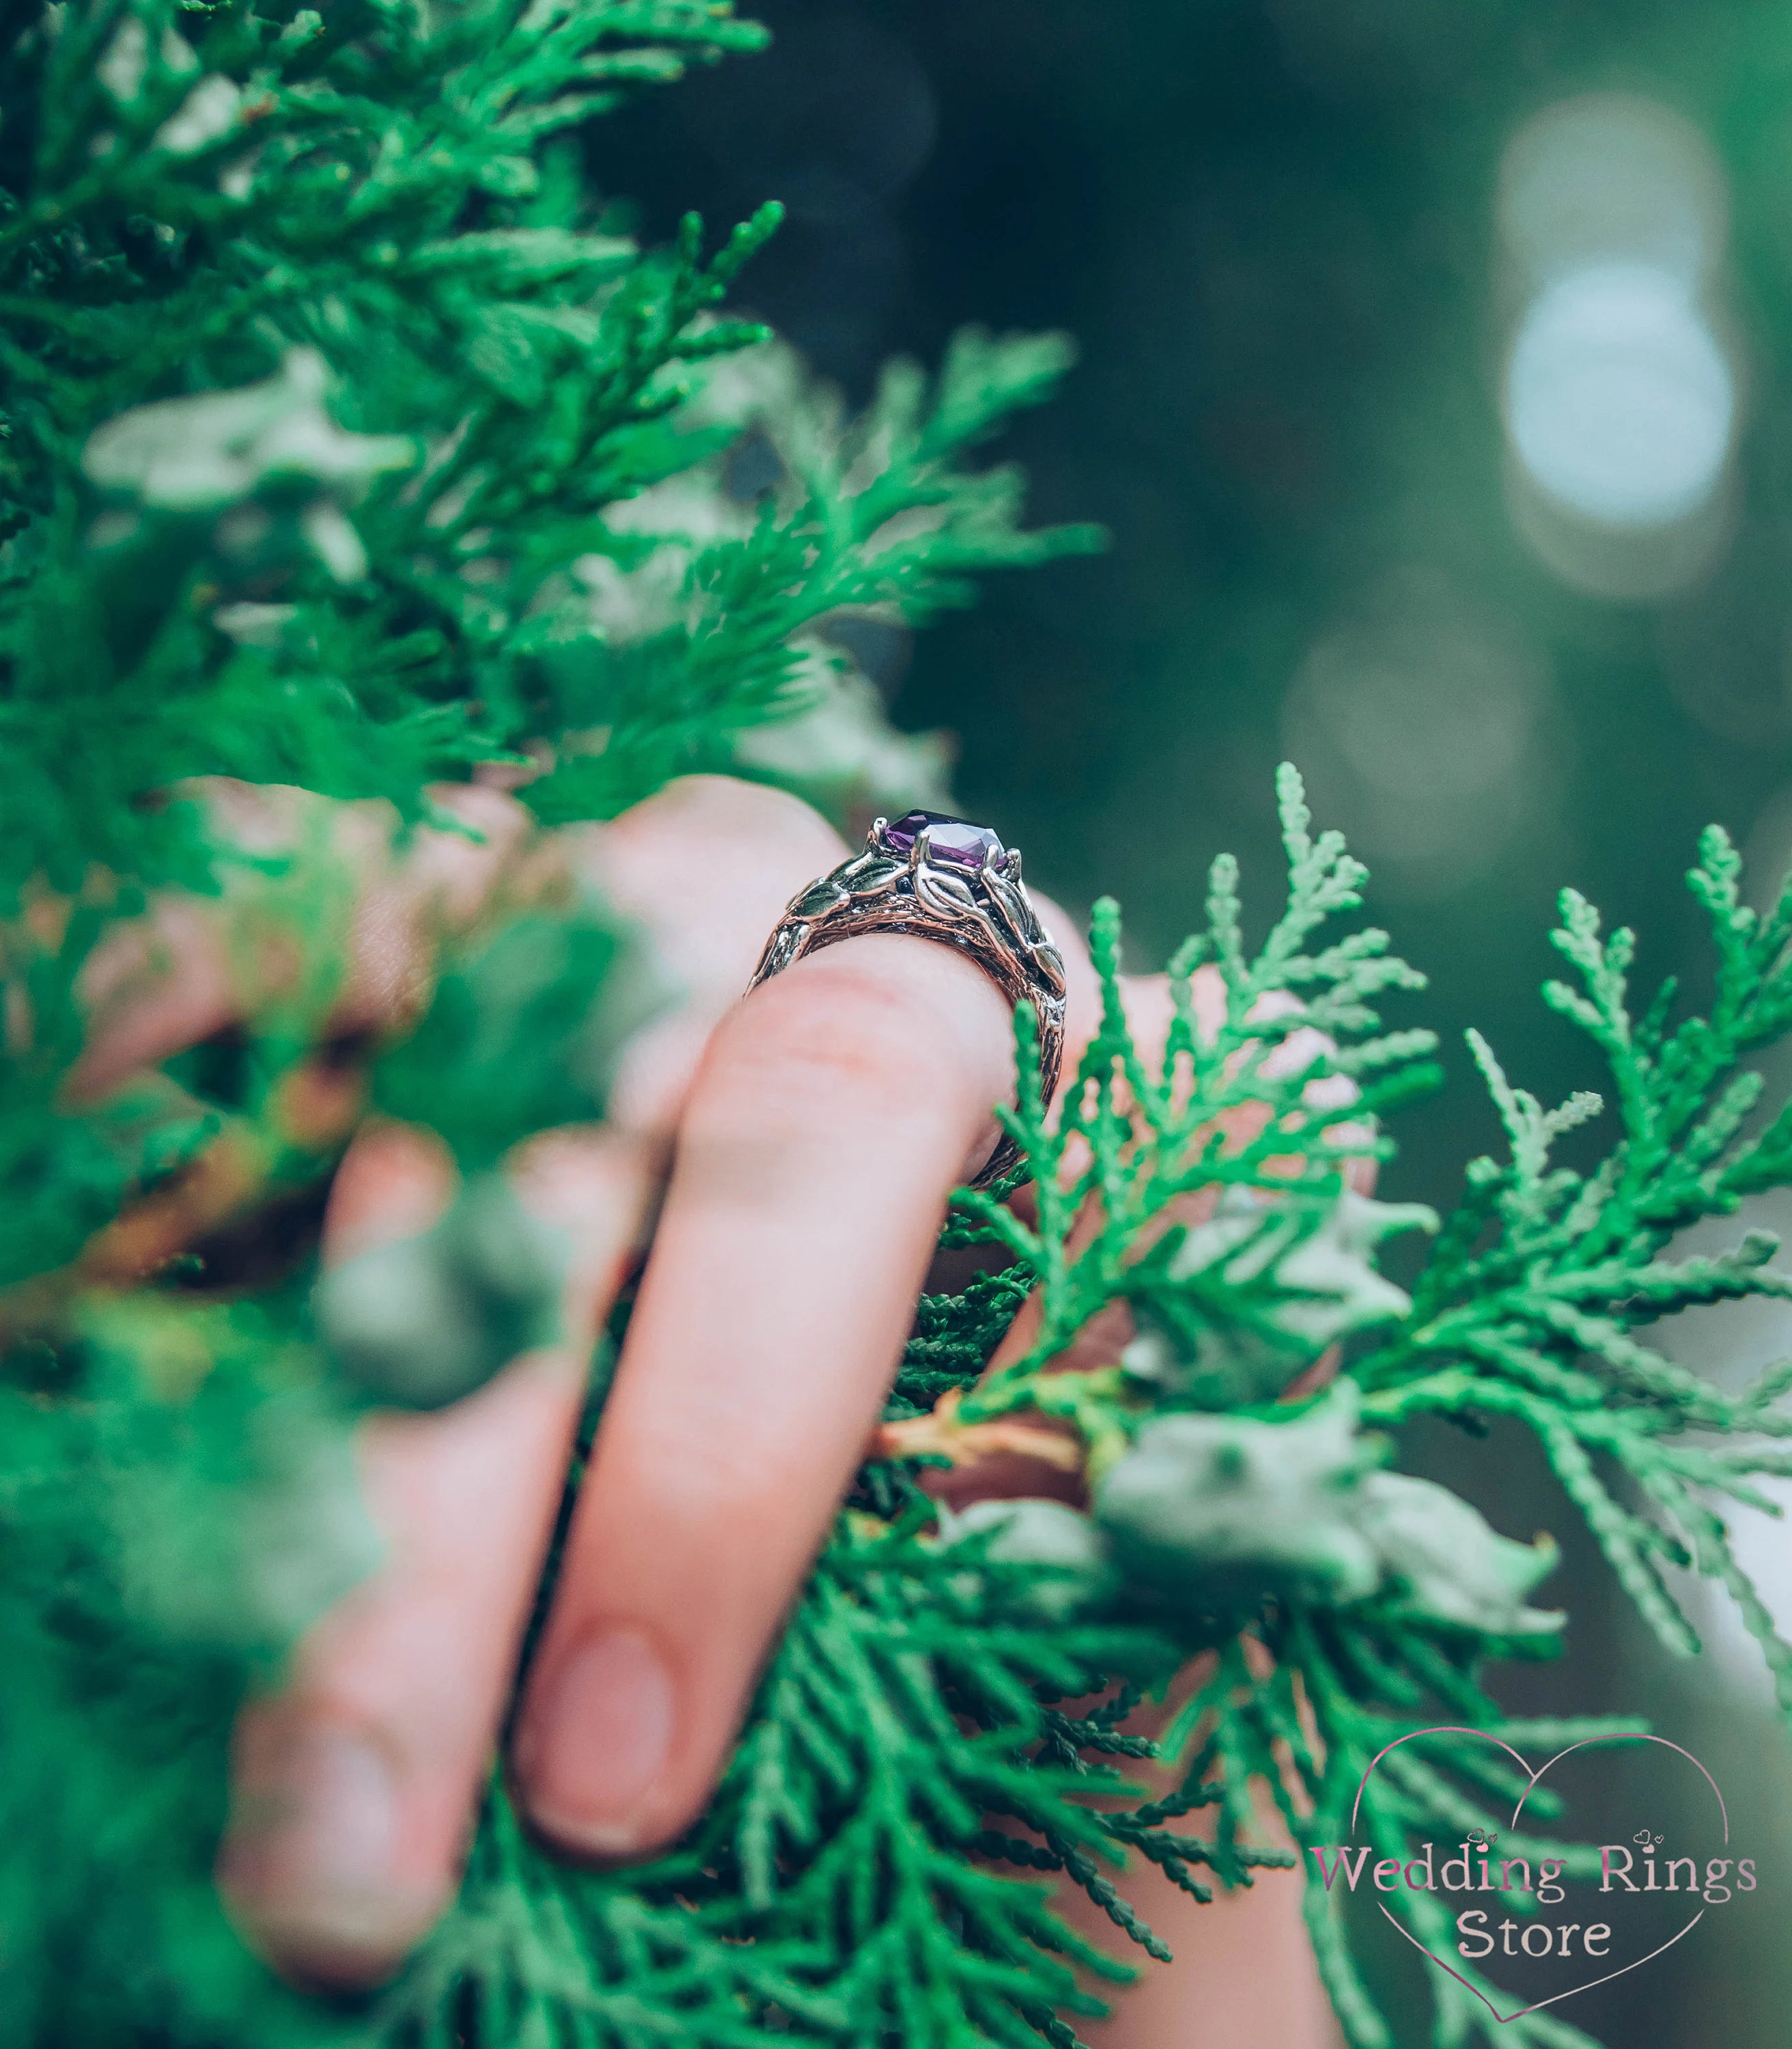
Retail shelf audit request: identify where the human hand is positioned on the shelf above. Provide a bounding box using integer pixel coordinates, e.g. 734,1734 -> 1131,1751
77,771 -> 1338,2047
74,772 -> 1122,1984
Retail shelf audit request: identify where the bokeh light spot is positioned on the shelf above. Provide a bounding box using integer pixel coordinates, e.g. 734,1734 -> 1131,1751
1499,92 -> 1727,289
1505,260 -> 1734,529
1280,568 -> 1556,900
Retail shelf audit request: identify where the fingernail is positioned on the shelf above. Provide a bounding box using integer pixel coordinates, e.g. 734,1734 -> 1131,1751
516,1628 -> 675,1854
221,1728 -> 423,1983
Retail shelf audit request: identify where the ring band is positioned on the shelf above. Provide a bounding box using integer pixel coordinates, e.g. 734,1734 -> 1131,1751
746,811 -> 1067,1189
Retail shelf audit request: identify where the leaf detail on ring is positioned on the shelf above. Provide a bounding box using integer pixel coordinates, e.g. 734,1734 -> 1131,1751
914,866 -> 980,918
979,870 -> 1030,935
794,877 -> 850,919
841,856 -> 904,898
760,923 -> 808,976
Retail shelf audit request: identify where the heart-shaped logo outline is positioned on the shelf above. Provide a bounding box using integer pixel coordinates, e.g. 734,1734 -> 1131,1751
1349,1726 -> 1729,2024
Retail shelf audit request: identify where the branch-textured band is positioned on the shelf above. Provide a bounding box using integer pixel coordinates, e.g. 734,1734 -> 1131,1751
748,810 -> 1069,1187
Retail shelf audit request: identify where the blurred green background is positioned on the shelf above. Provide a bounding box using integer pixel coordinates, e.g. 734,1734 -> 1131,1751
600,5 -> 1792,2040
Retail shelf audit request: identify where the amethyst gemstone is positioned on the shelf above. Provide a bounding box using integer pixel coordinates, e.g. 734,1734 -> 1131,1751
883,809 -> 1005,869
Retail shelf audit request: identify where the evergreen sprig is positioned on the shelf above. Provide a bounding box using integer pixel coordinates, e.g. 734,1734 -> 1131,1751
953,763 -> 1440,1459
901,768 -> 1792,2049
365,1506 -> 1187,2049
1353,831 -> 1792,1711
4,5 -> 1792,2047
0,0 -> 1094,912
520,326 -> 1104,822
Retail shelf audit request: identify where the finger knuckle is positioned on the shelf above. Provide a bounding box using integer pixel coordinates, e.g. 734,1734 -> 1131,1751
715,958 -> 952,1122
658,775 -> 848,875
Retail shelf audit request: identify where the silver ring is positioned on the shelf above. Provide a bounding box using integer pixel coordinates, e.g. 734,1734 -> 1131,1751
746,811 -> 1067,1189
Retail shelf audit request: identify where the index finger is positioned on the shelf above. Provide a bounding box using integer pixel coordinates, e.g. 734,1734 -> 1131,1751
511,930 -> 1022,1858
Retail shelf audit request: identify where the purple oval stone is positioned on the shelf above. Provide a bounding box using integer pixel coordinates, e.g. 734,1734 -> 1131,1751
883,809 -> 1005,869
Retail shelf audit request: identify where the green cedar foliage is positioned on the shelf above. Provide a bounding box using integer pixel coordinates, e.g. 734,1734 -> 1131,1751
1,8 -> 1791,2049
942,768 -> 1792,2049
0,0 -> 1095,903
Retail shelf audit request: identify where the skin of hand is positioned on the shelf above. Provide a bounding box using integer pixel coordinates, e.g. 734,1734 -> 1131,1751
72,771 -> 1334,2048
1053,1703 -> 1339,2049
